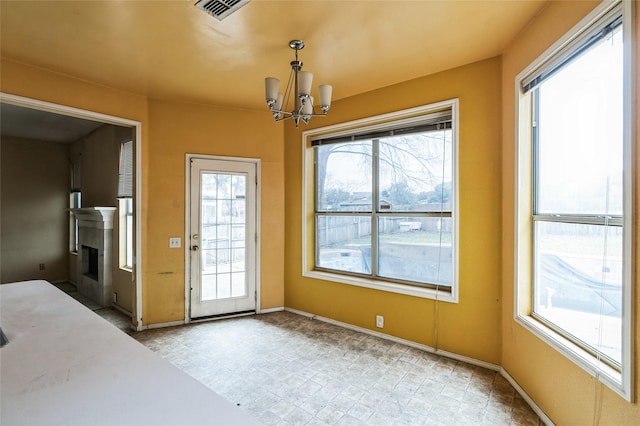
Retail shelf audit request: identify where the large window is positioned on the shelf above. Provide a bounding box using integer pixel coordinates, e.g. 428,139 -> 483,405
304,100 -> 458,301
516,1 -> 633,399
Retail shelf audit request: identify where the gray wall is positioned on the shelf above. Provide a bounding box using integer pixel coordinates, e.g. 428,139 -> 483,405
70,125 -> 134,312
1,125 -> 134,314
1,136 -> 69,283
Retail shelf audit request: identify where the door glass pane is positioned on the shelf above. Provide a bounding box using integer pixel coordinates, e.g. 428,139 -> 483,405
536,27 -> 623,215
534,221 -> 622,364
316,142 -> 372,212
316,215 -> 371,274
378,216 -> 452,286
201,172 -> 247,301
378,131 -> 452,213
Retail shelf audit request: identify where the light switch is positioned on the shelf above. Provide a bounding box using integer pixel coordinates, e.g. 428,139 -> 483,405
169,237 -> 181,248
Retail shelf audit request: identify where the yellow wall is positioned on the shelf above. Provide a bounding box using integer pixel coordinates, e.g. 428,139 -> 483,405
284,57 -> 504,365
0,59 -> 285,326
3,3 -> 638,419
501,1 -> 640,424
144,99 -> 285,324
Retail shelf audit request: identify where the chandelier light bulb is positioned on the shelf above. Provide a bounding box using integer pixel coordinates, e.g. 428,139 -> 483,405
302,96 -> 314,115
318,85 -> 333,110
265,77 -> 280,103
298,71 -> 313,96
273,93 -> 284,111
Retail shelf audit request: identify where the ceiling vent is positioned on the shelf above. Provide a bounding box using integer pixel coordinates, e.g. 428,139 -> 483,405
194,0 -> 250,21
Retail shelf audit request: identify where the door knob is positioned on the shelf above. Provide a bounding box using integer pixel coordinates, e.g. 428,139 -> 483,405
192,245 -> 199,251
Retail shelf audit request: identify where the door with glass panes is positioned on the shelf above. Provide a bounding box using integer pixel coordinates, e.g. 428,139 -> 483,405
189,158 -> 257,318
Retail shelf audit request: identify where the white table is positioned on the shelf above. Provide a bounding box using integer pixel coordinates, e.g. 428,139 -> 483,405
0,280 -> 261,425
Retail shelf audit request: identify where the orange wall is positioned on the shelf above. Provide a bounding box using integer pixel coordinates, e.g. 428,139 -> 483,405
284,57 -> 504,364
0,59 -> 285,326
501,1 -> 640,424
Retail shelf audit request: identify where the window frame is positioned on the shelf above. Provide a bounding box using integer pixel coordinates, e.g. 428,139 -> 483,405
514,0 -> 634,400
302,99 -> 459,302
117,139 -> 135,272
69,191 -> 81,254
119,197 -> 134,271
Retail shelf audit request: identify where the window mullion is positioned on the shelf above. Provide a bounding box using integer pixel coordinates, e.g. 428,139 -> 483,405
532,88 -> 540,215
371,139 -> 379,278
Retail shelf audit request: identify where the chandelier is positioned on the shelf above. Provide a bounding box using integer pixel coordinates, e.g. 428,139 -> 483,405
264,40 -> 332,127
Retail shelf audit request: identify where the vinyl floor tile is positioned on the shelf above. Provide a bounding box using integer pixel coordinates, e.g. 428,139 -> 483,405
97,310 -> 543,425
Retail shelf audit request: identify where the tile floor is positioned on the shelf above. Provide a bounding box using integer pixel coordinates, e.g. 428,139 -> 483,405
94,307 -> 542,426
53,281 -> 102,311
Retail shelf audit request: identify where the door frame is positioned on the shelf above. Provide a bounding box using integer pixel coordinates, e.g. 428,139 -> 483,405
0,92 -> 144,330
184,154 -> 261,323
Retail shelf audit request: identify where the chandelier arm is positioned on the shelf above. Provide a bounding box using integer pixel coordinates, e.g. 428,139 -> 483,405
285,68 -> 296,115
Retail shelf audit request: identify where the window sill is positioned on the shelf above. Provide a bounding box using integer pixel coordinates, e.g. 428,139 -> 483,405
303,269 -> 458,303
515,314 -> 629,400
119,266 -> 133,273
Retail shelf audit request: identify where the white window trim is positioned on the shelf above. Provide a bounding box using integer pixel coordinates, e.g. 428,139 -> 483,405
302,99 -> 459,303
514,0 -> 634,401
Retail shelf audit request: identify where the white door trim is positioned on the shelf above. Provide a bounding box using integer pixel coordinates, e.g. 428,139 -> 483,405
0,92 -> 144,330
184,154 -> 261,323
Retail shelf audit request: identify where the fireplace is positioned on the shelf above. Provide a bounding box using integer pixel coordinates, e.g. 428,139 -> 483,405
71,207 -> 116,308
82,246 -> 99,281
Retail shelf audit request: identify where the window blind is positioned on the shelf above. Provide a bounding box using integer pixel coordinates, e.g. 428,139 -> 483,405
521,5 -> 622,94
311,111 -> 452,147
117,140 -> 133,199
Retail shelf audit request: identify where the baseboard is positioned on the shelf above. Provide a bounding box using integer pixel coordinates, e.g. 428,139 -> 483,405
141,320 -> 185,330
284,307 -> 500,371
284,307 -> 552,424
145,307 -> 285,329
500,368 -> 555,426
258,306 -> 284,314
111,303 -> 132,317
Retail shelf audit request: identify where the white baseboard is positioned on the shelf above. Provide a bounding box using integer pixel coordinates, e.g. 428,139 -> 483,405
500,368 -> 555,426
145,307 -> 285,329
284,307 -> 551,424
258,306 -> 285,314
111,303 -> 132,317
141,320 -> 185,330
285,307 -> 500,371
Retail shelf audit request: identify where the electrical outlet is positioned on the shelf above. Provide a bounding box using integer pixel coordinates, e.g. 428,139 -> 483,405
376,315 -> 384,328
39,263 -> 45,271
169,237 -> 181,248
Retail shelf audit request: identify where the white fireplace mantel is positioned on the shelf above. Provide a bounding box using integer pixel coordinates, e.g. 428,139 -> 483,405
71,207 -> 116,230
71,207 -> 116,307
